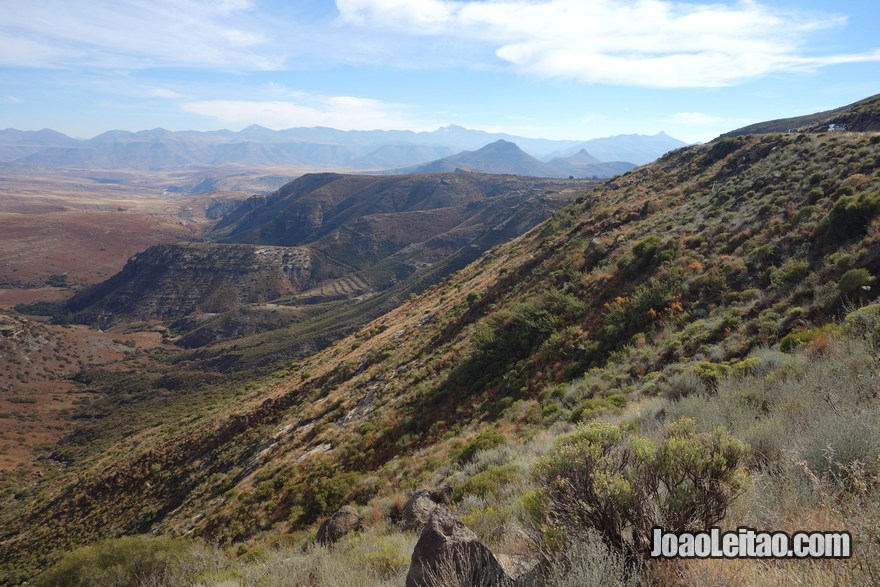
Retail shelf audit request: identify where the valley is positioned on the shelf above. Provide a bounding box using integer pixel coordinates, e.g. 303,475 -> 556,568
1,95 -> 880,585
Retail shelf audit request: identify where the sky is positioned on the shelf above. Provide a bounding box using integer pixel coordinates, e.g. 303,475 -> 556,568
1,0 -> 879,144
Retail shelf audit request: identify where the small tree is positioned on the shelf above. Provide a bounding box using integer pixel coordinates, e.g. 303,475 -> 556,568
533,418 -> 750,561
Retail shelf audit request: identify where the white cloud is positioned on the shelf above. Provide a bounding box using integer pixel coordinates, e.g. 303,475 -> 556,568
180,97 -> 439,131
4,96 -> 23,104
0,0 -> 278,70
336,0 -> 880,88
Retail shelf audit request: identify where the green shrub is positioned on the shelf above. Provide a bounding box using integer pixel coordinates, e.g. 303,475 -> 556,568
452,464 -> 522,501
657,370 -> 706,401
702,137 -> 741,165
628,235 -> 675,270
288,466 -> 370,528
456,430 -> 507,464
35,535 -> 192,587
827,190 -> 880,240
779,327 -> 823,352
461,301 -> 560,393
770,258 -> 810,288
838,268 -> 874,296
533,418 -> 749,560
549,529 -> 639,587
690,361 -> 731,390
568,395 -> 627,423
843,304 -> 880,346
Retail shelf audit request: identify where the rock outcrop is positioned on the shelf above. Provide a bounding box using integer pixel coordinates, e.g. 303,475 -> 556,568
405,505 -> 513,587
66,242 -> 312,324
401,485 -> 451,532
316,505 -> 362,546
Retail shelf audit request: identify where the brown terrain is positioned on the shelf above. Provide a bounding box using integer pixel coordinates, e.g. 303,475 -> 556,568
0,165 -> 259,293
0,311 -> 164,475
0,164 -> 288,477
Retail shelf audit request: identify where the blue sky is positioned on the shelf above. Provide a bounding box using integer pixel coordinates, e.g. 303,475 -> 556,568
1,0 -> 878,143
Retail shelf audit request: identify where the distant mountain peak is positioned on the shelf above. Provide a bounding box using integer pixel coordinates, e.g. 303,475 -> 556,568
0,124 -> 686,170
558,148 -> 601,165
482,139 -> 520,149
243,124 -> 271,131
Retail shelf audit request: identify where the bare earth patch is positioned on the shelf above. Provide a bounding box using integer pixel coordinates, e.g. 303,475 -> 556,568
0,312 -> 164,474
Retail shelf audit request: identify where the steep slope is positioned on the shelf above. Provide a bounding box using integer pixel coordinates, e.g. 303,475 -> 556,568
65,243 -> 313,324
4,124 -> 879,582
721,93 -> 880,137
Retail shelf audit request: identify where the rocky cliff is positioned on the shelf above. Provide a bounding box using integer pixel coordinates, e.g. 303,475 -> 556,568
66,243 -> 312,323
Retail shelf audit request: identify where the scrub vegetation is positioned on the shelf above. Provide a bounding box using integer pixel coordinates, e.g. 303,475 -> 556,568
3,103 -> 880,585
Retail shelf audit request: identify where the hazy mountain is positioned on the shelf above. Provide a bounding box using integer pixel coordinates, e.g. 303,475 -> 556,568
0,128 -> 82,162
348,144 -> 454,168
547,131 -> 689,164
546,148 -> 636,178
401,140 -> 636,178
1,125 -> 686,171
0,128 -> 80,147
405,140 -> 558,176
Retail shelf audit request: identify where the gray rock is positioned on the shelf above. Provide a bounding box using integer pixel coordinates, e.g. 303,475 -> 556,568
405,504 -> 513,587
316,505 -> 361,546
401,490 -> 441,532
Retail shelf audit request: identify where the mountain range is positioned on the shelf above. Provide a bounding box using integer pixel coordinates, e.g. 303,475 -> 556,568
0,125 -> 686,174
394,139 -> 637,178
4,95 -> 879,584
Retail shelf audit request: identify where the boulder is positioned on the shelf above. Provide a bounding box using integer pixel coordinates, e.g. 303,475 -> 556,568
316,505 -> 361,546
401,490 -> 441,532
495,553 -> 547,587
401,485 -> 452,532
405,504 -> 513,587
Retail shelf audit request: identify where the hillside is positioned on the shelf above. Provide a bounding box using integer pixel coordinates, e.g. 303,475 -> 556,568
3,113 -> 880,584
63,172 -> 588,335
721,93 -> 880,137
64,243 -> 313,324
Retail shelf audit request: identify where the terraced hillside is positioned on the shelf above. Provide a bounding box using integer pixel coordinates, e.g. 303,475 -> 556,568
3,103 -> 880,584
65,173 -> 587,329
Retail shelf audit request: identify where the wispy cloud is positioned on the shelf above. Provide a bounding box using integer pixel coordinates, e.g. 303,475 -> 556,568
336,0 -> 880,88
180,96 -> 440,131
0,0 -> 278,70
